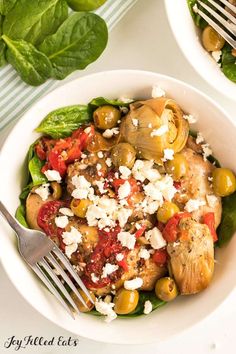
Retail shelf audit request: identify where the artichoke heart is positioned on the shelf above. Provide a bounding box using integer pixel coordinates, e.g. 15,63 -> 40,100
167,217 -> 214,295
120,98 -> 189,164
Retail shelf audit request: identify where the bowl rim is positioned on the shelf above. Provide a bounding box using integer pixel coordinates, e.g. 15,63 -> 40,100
164,0 -> 236,101
1,69 -> 236,344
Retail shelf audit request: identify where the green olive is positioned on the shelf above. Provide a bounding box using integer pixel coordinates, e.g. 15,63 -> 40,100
71,289 -> 96,312
157,201 -> 180,224
93,105 -> 121,130
165,153 -> 188,181
212,168 -> 236,197
114,288 -> 139,314
67,0 -> 106,11
111,143 -> 136,168
70,198 -> 92,218
202,25 -> 225,52
155,277 -> 178,302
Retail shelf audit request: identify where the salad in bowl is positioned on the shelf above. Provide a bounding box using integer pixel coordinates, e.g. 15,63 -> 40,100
16,86 -> 236,323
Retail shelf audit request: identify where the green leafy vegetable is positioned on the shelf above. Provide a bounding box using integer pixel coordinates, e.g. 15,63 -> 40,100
66,0 -> 106,11
19,183 -> 33,201
88,291 -> 165,318
0,0 -> 17,15
89,96 -> 133,108
187,0 -> 207,29
15,204 -> 28,227
0,40 -> 6,67
29,155 -> 47,186
2,35 -> 53,86
217,192 -> 236,247
221,45 -> 236,83
36,105 -> 92,138
39,12 -> 108,80
3,0 -> 68,46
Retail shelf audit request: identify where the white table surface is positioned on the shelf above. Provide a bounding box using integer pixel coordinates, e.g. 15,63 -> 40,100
1,0 -> 235,353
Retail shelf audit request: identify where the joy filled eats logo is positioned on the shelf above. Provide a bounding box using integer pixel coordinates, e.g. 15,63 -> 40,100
4,335 -> 79,351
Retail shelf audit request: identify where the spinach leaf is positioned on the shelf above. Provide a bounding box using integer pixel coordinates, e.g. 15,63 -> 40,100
221,45 -> 236,83
217,192 -> 236,247
39,12 -> 108,80
29,155 -> 47,186
20,183 -> 33,201
3,0 -> 68,46
187,0 -> 207,29
0,0 -> 17,15
0,40 -> 6,67
89,96 -> 133,108
67,0 -> 106,11
2,35 -> 52,86
36,105 -> 92,138
15,204 -> 28,227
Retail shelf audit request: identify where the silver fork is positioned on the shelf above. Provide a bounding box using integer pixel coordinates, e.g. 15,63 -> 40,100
196,0 -> 236,49
0,200 -> 94,318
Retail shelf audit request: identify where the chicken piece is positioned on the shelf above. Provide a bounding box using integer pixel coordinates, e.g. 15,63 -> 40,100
174,147 -> 222,227
139,258 -> 167,290
167,217 -> 214,295
66,154 -> 108,194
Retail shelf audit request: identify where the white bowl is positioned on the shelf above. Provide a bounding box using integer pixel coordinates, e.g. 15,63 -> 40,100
1,70 -> 236,344
164,0 -> 236,101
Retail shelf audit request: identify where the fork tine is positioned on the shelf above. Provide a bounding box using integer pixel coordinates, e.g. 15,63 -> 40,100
46,252 -> 88,308
218,0 -> 236,14
52,246 -> 94,304
197,0 -> 236,36
32,264 -> 75,319
197,7 -> 236,48
208,0 -> 236,25
39,258 -> 80,314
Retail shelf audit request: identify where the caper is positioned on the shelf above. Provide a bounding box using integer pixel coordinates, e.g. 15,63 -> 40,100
157,201 -> 180,224
50,182 -> 62,200
202,25 -> 225,52
155,277 -> 178,302
93,105 -> 121,130
212,168 -> 236,197
165,153 -> 188,181
114,288 -> 139,314
71,289 -> 96,312
111,143 -> 136,168
70,198 -> 92,218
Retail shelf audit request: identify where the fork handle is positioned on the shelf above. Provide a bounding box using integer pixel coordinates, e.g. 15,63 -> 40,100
0,201 -> 24,238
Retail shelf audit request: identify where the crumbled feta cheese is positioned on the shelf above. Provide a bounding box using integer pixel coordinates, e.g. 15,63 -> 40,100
64,243 -> 78,259
162,148 -> 174,161
81,153 -> 87,159
138,248 -> 150,260
59,208 -> 74,217
105,158 -> 112,167
118,181 -> 131,199
124,277 -> 143,290
84,127 -> 92,134
132,118 -> 139,127
206,195 -> 218,208
101,263 -> 119,278
132,159 -> 160,182
183,114 -> 197,124
202,144 -> 212,161
62,226 -> 83,245
95,180 -> 107,194
212,50 -> 222,63
143,300 -> 153,314
86,196 -> 117,229
116,207 -> 132,227
97,151 -> 104,158
119,166 -> 131,179
71,175 -> 94,200
44,169 -> 61,182
91,273 -> 99,283
96,163 -> 102,171
148,123 -> 152,128
34,183 -> 50,201
120,106 -> 129,114
144,175 -> 176,203
196,132 -> 204,145
118,231 -> 136,250
116,253 -> 124,262
185,199 -> 206,212
145,227 -> 167,249
102,127 -> 119,139
150,125 -> 168,137
95,299 -> 117,323
55,215 -> 69,228
152,85 -> 165,98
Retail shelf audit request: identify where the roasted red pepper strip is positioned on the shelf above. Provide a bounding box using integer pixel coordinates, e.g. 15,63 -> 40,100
152,248 -> 168,265
162,212 -> 191,243
203,212 -> 218,242
135,225 -> 146,238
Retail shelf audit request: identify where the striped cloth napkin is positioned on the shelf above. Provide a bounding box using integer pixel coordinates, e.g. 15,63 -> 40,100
0,0 -> 137,133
